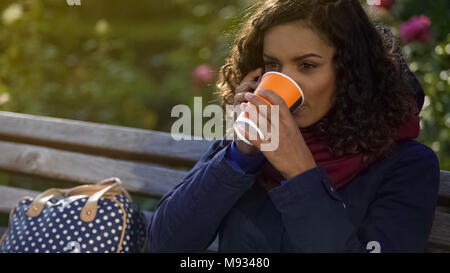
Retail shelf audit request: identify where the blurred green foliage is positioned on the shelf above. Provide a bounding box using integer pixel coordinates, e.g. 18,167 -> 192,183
0,0 -> 448,169
0,0 -> 251,132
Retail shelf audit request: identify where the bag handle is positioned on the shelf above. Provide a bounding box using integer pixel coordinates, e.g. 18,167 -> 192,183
80,177 -> 124,222
27,188 -> 68,217
92,177 -> 131,200
27,177 -> 130,220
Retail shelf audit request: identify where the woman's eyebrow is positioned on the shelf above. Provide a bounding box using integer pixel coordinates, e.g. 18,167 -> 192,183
263,53 -> 322,62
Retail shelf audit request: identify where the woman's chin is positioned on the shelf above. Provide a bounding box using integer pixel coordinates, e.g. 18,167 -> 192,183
293,108 -> 309,127
295,112 -> 320,129
296,118 -> 311,129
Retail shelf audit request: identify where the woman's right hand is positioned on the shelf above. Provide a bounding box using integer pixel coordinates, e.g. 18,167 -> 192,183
233,67 -> 263,155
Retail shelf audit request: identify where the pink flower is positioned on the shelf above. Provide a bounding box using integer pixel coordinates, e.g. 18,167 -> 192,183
399,15 -> 431,44
375,0 -> 396,11
192,65 -> 214,88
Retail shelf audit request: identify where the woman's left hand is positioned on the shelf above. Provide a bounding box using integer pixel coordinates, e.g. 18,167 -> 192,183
237,89 -> 317,180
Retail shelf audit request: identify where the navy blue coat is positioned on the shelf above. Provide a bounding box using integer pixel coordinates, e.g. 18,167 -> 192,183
147,137 -> 440,253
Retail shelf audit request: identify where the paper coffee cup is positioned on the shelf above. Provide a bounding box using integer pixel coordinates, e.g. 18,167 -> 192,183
234,71 -> 304,145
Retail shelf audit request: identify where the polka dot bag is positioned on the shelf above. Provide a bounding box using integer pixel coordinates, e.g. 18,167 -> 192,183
0,178 -> 147,253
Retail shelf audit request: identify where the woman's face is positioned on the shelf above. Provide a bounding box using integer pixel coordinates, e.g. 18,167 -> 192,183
262,21 -> 336,128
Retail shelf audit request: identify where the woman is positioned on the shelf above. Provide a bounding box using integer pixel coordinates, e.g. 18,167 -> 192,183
148,0 -> 440,253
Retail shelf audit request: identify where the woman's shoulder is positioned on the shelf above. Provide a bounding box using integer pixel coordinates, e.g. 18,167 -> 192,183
377,139 -> 440,186
358,140 -> 439,187
390,139 -> 439,167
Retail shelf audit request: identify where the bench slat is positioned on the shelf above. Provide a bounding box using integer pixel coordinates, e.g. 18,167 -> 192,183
0,186 -> 39,214
0,140 -> 187,197
439,170 -> 450,206
428,209 -> 450,250
0,111 -> 213,166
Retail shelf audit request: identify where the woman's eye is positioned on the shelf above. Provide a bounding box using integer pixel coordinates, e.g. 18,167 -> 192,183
299,63 -> 316,70
264,62 -> 279,69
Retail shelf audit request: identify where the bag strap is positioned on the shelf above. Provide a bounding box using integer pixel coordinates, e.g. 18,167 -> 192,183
80,178 -> 124,222
27,188 -> 68,217
27,177 -> 131,220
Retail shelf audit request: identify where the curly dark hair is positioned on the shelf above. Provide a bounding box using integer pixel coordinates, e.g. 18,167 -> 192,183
214,0 -> 417,166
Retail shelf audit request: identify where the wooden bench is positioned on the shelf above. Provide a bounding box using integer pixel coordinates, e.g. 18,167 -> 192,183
0,110 -> 449,253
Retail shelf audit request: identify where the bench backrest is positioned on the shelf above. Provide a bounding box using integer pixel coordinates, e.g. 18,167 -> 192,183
0,111 -> 449,252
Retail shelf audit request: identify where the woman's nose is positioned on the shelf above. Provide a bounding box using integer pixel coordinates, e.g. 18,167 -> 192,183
280,69 -> 302,87
280,69 -> 296,80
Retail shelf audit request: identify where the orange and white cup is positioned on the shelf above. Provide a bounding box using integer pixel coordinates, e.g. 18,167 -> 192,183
234,71 -> 304,145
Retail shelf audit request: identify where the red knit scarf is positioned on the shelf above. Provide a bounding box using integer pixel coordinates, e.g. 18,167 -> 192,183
256,102 -> 421,192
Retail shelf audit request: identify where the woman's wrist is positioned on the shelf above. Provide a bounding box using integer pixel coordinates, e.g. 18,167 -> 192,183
282,162 -> 317,180
279,145 -> 317,180
234,139 -> 261,155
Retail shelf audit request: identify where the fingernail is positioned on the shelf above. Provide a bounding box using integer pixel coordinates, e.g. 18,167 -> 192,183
237,124 -> 246,133
245,93 -> 254,99
240,102 -> 247,111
